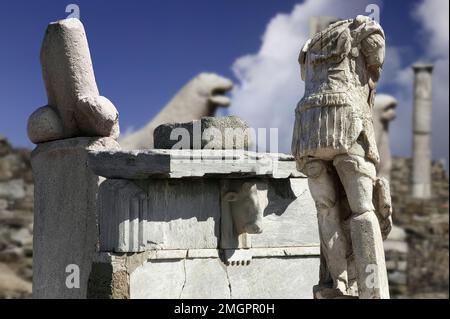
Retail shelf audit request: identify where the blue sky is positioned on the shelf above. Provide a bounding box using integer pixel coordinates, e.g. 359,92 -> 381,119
0,0 -> 448,165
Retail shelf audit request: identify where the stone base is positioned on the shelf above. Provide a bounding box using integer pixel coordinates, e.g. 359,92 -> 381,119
87,149 -> 321,299
88,248 -> 320,299
31,137 -> 120,298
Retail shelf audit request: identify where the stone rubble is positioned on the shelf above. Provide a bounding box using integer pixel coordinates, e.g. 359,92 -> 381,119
0,136 -> 33,298
387,157 -> 449,298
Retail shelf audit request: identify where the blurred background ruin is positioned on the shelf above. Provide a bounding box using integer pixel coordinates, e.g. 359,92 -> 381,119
0,0 -> 448,298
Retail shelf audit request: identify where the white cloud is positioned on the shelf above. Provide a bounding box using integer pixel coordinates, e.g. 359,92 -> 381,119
414,0 -> 449,59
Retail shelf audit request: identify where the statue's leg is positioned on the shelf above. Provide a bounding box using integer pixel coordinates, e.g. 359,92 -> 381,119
333,154 -> 390,299
304,160 -> 349,296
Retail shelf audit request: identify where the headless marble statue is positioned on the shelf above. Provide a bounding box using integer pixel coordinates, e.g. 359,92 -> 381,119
292,16 -> 392,299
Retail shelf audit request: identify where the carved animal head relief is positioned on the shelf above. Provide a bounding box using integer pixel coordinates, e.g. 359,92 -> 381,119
220,179 -> 268,266
222,181 -> 268,235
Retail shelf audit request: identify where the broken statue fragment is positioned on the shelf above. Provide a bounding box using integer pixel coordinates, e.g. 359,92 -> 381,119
27,18 -> 120,143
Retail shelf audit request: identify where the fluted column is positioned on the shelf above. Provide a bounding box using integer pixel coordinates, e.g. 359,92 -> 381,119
411,64 -> 434,199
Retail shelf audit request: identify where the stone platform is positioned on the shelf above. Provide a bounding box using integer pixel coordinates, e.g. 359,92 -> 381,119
87,149 -> 320,299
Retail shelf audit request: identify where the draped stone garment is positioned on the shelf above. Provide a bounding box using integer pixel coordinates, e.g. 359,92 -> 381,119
292,16 -> 385,171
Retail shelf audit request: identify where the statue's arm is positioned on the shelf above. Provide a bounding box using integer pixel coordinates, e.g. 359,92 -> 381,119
298,39 -> 311,81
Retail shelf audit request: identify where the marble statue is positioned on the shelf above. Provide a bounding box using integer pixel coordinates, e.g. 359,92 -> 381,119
27,18 -> 120,144
373,94 -> 397,181
119,73 -> 233,149
411,64 -> 434,199
292,16 -> 392,299
29,18 -> 121,298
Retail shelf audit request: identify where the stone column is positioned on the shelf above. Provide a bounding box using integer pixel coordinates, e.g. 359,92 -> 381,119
32,137 -> 119,298
411,64 -> 433,199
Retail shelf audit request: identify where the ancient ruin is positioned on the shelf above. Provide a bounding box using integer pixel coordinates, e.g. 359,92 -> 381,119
25,18 -> 322,299
373,94 -> 398,181
119,73 -> 233,150
292,16 -> 391,298
153,116 -> 251,150
87,128 -> 321,298
27,18 -> 120,143
28,19 -> 120,298
2,11 -> 442,300
411,64 -> 434,199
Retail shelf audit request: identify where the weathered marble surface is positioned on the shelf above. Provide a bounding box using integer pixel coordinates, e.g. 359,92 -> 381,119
292,16 -> 391,299
97,177 -> 319,253
226,257 -> 319,299
120,73 -> 233,150
130,257 -> 320,299
411,64 -> 434,199
251,179 -> 318,248
130,259 -> 188,299
27,19 -> 119,144
32,137 -> 120,299
98,179 -> 220,252
90,248 -> 320,299
89,160 -> 320,298
88,149 -> 303,180
90,141 -> 321,299
154,116 -> 251,150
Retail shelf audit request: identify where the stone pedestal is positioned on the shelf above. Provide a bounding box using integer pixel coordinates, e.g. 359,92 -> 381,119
412,64 -> 433,199
31,137 -> 119,298
87,149 -> 320,298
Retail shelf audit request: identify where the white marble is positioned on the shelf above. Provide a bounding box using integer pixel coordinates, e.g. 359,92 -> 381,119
32,137 -> 120,299
27,19 -> 119,144
292,16 -> 391,299
412,64 -> 434,199
88,149 -> 303,180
